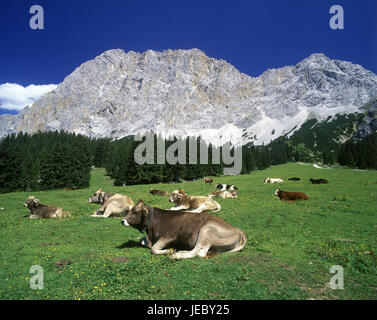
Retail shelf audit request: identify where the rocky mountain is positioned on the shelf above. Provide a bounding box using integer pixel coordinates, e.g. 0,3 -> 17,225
0,113 -> 19,138
1,49 -> 377,145
355,97 -> 377,140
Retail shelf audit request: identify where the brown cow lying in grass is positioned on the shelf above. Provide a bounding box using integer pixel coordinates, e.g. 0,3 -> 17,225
274,189 -> 309,201
204,177 -> 214,185
23,196 -> 71,219
88,189 -> 115,205
121,200 -> 247,259
149,189 -> 169,196
89,189 -> 134,218
169,191 -> 221,213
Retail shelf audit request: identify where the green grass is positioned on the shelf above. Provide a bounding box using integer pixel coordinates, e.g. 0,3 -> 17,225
0,163 -> 376,300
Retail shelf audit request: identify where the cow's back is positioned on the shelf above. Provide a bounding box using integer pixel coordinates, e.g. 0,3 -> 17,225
35,204 -> 70,218
108,194 -> 134,207
148,209 -> 237,250
183,195 -> 218,208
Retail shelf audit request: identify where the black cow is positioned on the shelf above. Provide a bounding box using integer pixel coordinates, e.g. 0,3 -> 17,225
309,178 -> 329,184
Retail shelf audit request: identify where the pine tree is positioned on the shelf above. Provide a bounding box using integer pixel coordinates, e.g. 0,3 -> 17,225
0,135 -> 22,193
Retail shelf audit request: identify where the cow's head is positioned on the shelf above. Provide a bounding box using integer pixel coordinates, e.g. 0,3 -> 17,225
169,192 -> 183,204
121,200 -> 149,232
23,196 -> 39,209
274,189 -> 281,196
230,192 -> 238,198
172,189 -> 185,195
215,184 -> 222,189
229,185 -> 238,191
89,189 -> 105,204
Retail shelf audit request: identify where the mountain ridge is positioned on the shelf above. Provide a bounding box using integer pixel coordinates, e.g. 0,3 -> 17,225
1,48 -> 377,145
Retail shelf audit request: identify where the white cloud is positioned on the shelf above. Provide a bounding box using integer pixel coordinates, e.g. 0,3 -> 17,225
0,83 -> 58,111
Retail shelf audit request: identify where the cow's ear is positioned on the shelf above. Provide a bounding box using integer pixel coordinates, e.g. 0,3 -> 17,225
33,198 -> 40,207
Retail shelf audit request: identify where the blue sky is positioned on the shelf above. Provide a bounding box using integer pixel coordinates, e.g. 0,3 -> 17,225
0,0 -> 376,113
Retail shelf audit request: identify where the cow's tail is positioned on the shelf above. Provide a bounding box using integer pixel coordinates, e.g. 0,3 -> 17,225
230,231 -> 248,253
63,210 -> 71,218
213,202 -> 221,212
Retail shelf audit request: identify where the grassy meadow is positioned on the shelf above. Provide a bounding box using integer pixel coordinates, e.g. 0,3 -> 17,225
0,162 -> 376,300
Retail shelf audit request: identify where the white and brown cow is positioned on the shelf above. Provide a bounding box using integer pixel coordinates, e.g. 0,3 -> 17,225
169,192 -> 221,213
208,190 -> 238,199
263,177 -> 284,184
121,200 -> 247,260
23,196 -> 71,219
89,189 -> 134,218
88,189 -> 115,205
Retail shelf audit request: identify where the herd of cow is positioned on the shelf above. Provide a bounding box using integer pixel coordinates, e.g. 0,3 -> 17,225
22,175 -> 329,259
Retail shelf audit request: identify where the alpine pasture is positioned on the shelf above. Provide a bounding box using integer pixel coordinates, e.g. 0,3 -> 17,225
0,163 -> 376,300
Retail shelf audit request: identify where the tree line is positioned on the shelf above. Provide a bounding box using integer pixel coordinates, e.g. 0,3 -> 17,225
1,129 -> 376,193
102,133 -> 293,186
0,131 -> 94,193
0,131 -> 289,193
104,134 -> 224,186
336,132 -> 377,169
